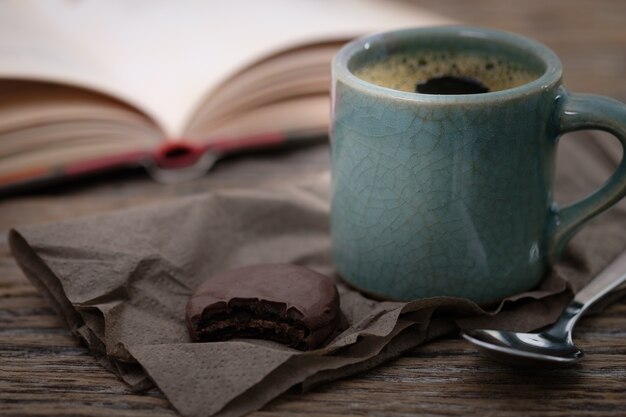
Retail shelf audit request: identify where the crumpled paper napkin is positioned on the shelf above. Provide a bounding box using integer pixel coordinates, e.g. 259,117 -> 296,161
9,132 -> 626,417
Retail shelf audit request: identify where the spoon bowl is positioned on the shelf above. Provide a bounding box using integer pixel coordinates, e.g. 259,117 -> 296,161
462,328 -> 584,368
462,251 -> 626,367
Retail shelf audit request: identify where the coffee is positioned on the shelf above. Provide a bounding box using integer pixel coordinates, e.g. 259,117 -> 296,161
354,51 -> 540,94
416,75 -> 489,95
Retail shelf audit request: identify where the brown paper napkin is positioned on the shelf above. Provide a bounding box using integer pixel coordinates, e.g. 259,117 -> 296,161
9,132 -> 626,417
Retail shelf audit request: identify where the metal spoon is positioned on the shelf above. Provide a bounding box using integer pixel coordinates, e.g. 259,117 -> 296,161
462,251 -> 626,367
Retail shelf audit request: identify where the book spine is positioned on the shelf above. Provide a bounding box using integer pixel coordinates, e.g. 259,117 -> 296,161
0,131 -> 326,195
0,150 -> 152,196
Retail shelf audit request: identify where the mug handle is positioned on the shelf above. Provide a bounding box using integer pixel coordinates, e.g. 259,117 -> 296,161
549,90 -> 626,262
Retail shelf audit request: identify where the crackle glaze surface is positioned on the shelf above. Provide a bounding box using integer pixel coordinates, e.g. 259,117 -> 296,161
331,80 -> 559,303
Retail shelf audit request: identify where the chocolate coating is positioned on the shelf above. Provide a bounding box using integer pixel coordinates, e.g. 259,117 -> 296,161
186,264 -> 346,350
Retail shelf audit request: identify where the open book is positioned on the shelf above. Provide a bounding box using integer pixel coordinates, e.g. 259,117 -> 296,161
0,0 -> 449,193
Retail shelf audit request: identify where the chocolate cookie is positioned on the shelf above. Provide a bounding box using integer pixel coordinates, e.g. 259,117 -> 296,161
186,264 -> 346,350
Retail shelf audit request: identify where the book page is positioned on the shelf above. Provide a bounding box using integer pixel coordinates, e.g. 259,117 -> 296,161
0,0 -> 450,137
0,80 -> 162,180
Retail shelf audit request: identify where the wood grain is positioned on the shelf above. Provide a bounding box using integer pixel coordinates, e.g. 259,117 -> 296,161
2,1 -> 626,416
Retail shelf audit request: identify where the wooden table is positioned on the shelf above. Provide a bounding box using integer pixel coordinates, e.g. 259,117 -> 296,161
2,1 -> 626,415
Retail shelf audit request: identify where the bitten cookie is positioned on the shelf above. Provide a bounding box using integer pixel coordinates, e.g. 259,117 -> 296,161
186,264 -> 346,350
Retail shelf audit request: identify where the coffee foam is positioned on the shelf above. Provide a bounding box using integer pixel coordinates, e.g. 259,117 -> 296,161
354,51 -> 540,93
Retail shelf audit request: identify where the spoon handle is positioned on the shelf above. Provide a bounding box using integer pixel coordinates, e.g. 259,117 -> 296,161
573,251 -> 626,314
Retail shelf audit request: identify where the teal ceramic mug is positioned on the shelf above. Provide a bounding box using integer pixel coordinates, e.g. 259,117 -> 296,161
330,26 -> 626,304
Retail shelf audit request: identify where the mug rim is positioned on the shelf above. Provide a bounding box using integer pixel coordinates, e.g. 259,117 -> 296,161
333,25 -> 563,103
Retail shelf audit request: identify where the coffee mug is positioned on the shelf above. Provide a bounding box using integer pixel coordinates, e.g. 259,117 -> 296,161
330,26 -> 626,304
